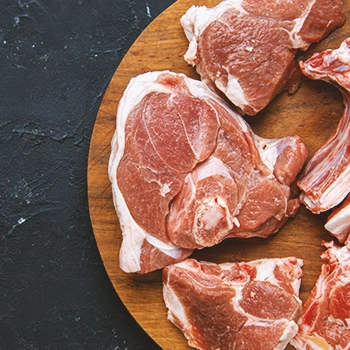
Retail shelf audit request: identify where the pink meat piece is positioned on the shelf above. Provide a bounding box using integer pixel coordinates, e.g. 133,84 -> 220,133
163,257 -> 303,350
297,38 -> 350,214
291,241 -> 350,350
325,194 -> 350,244
109,71 -> 307,273
181,0 -> 345,116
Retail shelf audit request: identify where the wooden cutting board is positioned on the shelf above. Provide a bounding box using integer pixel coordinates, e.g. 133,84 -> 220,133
87,1 -> 350,349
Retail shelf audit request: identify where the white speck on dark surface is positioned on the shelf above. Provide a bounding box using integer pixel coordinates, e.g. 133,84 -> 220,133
146,3 -> 151,17
0,0 -> 175,349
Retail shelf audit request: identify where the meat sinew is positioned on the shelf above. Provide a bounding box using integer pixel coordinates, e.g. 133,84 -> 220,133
163,258 -> 303,350
297,38 -> 350,214
181,0 -> 345,116
109,71 -> 307,273
325,194 -> 350,244
291,241 -> 350,350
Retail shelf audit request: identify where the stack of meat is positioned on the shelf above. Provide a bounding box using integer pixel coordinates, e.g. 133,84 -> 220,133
107,0 -> 350,348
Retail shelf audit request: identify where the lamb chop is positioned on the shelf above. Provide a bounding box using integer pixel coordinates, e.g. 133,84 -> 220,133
298,38 -> 350,214
181,0 -> 345,115
109,70 -> 307,273
163,257 -> 303,350
291,241 -> 350,350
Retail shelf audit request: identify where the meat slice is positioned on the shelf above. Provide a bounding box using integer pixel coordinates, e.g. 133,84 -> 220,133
181,0 -> 345,116
109,70 -> 307,273
325,194 -> 350,244
291,241 -> 350,350
297,38 -> 350,214
163,257 -> 303,350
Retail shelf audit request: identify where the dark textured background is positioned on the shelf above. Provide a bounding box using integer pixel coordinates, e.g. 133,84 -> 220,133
0,0 -> 174,348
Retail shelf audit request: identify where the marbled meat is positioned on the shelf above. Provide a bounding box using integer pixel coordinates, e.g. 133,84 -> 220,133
291,241 -> 350,350
163,257 -> 303,350
181,0 -> 345,115
109,71 -> 307,273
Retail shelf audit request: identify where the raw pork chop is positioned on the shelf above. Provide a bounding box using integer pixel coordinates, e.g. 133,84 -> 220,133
291,241 -> 350,350
181,0 -> 345,115
297,38 -> 350,214
325,194 -> 350,244
109,71 -> 307,273
163,258 -> 303,350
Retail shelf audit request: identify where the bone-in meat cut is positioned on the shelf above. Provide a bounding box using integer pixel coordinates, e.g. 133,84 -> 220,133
291,241 -> 350,350
109,71 -> 307,273
325,194 -> 350,244
181,0 -> 345,115
297,38 -> 350,214
163,258 -> 303,350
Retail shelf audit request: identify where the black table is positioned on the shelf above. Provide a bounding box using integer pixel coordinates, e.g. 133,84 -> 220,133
0,1 -> 174,348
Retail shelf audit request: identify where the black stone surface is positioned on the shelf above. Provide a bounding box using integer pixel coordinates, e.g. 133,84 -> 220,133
0,1 -> 174,349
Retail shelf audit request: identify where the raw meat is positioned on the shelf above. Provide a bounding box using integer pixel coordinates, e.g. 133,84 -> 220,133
297,38 -> 350,214
181,0 -> 345,115
325,194 -> 350,244
163,257 -> 303,350
291,241 -> 350,350
109,70 -> 307,273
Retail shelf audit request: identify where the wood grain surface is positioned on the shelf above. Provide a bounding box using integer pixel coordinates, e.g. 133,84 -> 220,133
87,1 -> 350,349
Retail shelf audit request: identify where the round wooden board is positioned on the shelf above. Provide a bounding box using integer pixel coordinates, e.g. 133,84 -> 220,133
88,1 -> 350,349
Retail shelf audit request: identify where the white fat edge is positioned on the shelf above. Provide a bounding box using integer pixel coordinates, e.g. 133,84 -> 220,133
287,0 -> 317,49
252,257 -> 304,296
108,70 -> 182,273
181,0 -> 247,64
255,258 -> 280,283
304,165 -> 350,213
181,0 -> 247,42
216,73 -> 254,114
118,222 -> 144,273
276,320 -> 299,350
109,132 -> 145,273
163,282 -> 190,330
328,243 -> 350,264
183,40 -> 198,65
108,70 -> 178,181
325,202 -> 350,236
229,277 -> 246,316
254,136 -> 280,174
145,234 -> 186,259
337,40 -> 350,65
